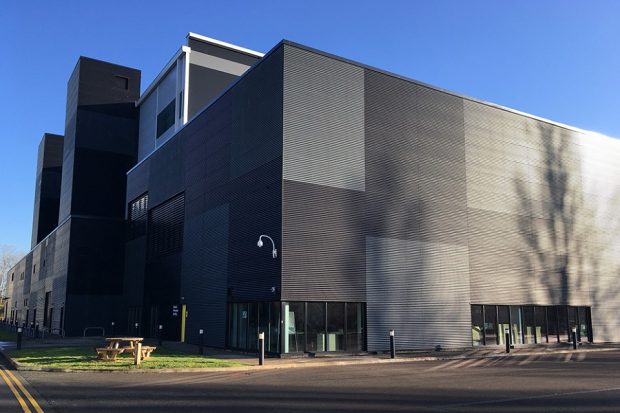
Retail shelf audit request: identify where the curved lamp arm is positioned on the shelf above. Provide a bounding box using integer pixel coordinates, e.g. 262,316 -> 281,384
257,235 -> 277,259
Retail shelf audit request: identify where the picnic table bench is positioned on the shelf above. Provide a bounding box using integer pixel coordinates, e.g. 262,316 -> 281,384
95,337 -> 156,362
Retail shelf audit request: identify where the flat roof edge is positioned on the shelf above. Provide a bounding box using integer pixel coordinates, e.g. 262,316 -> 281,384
187,32 -> 264,58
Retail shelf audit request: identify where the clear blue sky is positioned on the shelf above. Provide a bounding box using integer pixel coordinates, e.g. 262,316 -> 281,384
1,0 -> 619,253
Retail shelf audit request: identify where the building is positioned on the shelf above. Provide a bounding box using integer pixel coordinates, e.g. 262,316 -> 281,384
4,34 -> 620,355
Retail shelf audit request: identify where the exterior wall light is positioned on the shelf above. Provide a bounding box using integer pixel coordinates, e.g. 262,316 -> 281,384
257,235 -> 277,259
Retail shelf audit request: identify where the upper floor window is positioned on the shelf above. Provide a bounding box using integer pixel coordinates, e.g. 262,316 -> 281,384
156,99 -> 176,138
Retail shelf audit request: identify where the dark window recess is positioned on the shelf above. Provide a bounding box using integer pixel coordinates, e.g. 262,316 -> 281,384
11,273 -> 14,281
148,193 -> 185,257
33,264 -> 36,274
156,99 -> 176,138
179,91 -> 183,119
114,75 -> 129,90
128,193 -> 149,239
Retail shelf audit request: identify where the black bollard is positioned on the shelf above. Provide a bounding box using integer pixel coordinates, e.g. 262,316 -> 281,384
505,328 -> 510,353
572,328 -> 577,350
390,330 -> 396,359
158,325 -> 163,346
16,327 -> 23,350
199,329 -> 204,355
259,332 -> 265,366
110,321 -> 115,337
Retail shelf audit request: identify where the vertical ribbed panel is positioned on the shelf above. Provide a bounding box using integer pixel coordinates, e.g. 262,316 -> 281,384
283,45 -> 365,191
366,237 -> 471,351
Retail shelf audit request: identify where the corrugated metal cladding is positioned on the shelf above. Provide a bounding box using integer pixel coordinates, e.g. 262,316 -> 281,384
281,45 -> 470,350
464,100 -> 620,342
148,193 -> 185,258
283,45 -> 365,191
366,237 -> 470,350
181,205 -> 229,347
363,69 -> 468,351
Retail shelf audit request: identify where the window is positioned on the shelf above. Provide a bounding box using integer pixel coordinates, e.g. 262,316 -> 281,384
114,75 -> 129,90
23,299 -> 28,307
156,99 -> 176,138
20,272 -> 24,280
178,91 -> 183,119
11,272 -> 14,281
33,264 -> 36,274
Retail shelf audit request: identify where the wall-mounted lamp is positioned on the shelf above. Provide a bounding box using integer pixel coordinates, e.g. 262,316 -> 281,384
257,235 -> 277,259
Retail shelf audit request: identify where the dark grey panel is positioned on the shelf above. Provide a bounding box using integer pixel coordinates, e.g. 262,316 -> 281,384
187,64 -> 238,118
282,180 -> 365,302
283,45 -> 365,191
181,204 -> 229,347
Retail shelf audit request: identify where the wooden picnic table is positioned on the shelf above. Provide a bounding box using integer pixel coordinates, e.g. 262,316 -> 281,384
96,337 -> 156,362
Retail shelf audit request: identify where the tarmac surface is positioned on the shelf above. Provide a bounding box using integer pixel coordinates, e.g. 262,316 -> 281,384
1,336 -> 619,412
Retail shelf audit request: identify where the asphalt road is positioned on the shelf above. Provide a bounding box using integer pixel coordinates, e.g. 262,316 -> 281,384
7,350 -> 620,413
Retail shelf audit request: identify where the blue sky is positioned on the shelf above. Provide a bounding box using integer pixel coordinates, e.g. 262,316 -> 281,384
1,0 -> 619,253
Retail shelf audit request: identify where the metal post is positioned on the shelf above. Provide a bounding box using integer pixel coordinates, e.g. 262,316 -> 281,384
389,330 -> 396,359
134,322 -> 139,336
110,321 -> 115,336
505,328 -> 510,353
158,325 -> 163,346
16,327 -> 22,350
572,328 -> 577,350
199,329 -> 204,355
259,332 -> 265,366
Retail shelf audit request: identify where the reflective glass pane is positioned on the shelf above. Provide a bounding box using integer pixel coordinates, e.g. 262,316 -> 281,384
269,302 -> 280,353
547,306 -> 559,342
258,302 -> 270,350
283,302 -> 304,353
471,305 -> 484,346
307,302 -> 326,352
523,306 -> 535,344
326,303 -> 344,351
510,306 -> 523,345
534,306 -> 546,343
346,303 -> 365,352
557,306 -> 569,341
229,304 -> 238,348
568,306 -> 577,342
248,303 -> 258,350
484,305 -> 497,345
237,303 -> 248,349
497,306 -> 510,346
577,307 -> 589,342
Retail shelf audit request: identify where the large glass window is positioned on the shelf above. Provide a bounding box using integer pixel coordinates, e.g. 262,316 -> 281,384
547,306 -> 559,342
577,307 -> 591,342
471,305 -> 484,346
156,99 -> 175,138
510,306 -> 523,345
326,303 -> 345,352
284,302 -> 305,353
497,305 -> 510,346
522,306 -> 535,344
567,306 -> 577,343
307,302 -> 326,353
484,305 -> 497,345
534,306 -> 546,343
346,303 -> 365,352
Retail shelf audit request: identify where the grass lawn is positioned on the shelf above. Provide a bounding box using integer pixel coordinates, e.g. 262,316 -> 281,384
0,330 -> 17,341
6,346 -> 246,370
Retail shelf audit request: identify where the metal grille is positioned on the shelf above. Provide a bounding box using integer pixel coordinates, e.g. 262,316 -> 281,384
128,193 -> 148,239
148,193 -> 185,257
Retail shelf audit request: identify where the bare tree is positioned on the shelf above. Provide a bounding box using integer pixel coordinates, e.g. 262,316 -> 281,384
0,244 -> 24,300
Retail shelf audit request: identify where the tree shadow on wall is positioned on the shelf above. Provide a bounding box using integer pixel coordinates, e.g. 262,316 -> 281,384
514,123 -> 620,315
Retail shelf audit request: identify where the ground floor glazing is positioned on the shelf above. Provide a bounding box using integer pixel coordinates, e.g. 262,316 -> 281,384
471,304 -> 592,346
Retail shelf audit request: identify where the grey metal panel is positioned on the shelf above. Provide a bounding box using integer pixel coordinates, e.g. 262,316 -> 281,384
187,64 -> 239,119
190,51 -> 250,76
366,236 -> 471,351
281,180 -> 365,302
138,93 -> 156,161
126,158 -> 150,209
229,46 -> 283,180
283,45 -> 365,191
181,204 -> 229,347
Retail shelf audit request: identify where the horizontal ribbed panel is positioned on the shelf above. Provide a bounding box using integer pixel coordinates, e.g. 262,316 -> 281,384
366,236 -> 471,351
283,45 -> 365,191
